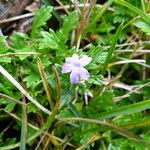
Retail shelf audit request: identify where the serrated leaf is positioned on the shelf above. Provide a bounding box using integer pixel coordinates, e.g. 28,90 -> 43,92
0,57 -> 11,63
0,36 -> 8,53
114,0 -> 150,25
57,108 -> 74,119
88,46 -> 105,63
61,11 -> 79,41
24,72 -> 40,88
86,91 -> 115,116
31,6 -> 53,38
108,139 -> 144,150
133,20 -> 150,35
10,32 -> 33,60
73,123 -> 99,145
39,30 -> 66,51
28,102 -> 38,113
5,101 -> 16,112
0,138 -> 16,147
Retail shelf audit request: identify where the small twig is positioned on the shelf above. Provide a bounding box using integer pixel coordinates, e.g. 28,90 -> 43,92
1,121 -> 13,134
115,58 -> 150,68
0,93 -> 26,106
116,49 -> 150,53
109,59 -> 146,67
54,3 -> 115,11
0,3 -> 114,25
105,41 -> 150,49
75,0 -> 96,49
0,13 -> 34,24
76,135 -> 100,150
0,52 -> 42,57
114,81 -> 150,102
102,79 -> 135,91
35,130 -> 49,150
55,0 -> 69,14
73,0 -> 79,12
101,75 -> 121,94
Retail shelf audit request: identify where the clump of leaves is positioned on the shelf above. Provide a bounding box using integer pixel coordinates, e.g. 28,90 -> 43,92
0,1 -> 150,149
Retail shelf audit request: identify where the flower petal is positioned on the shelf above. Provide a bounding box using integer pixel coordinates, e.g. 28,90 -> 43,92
66,54 -> 79,63
62,64 -> 73,73
79,67 -> 90,80
79,55 -> 92,66
70,71 -> 79,84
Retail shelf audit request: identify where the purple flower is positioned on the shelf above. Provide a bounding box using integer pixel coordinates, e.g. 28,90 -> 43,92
62,54 -> 92,84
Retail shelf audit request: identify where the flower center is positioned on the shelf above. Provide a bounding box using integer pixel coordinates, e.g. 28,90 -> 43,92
74,61 -> 82,67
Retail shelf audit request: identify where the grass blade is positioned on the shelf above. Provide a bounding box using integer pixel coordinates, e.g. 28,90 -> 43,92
19,97 -> 27,150
63,117 -> 148,145
102,24 -> 123,74
114,0 -> 150,25
93,99 -> 150,120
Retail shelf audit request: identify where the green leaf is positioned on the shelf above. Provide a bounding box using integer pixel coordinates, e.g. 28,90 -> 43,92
0,36 -> 11,62
88,46 -> 108,69
86,91 -> 115,115
57,108 -> 74,119
0,57 -> 11,63
24,72 -> 40,88
93,99 -> 150,120
39,30 -> 66,51
133,20 -> 150,35
5,101 -> 16,112
11,32 -> 29,48
61,11 -> 79,41
10,32 -> 33,60
0,138 -> 16,147
73,123 -> 99,145
108,138 -> 145,150
0,98 -> 16,112
0,36 -> 8,53
31,6 -> 53,38
114,0 -> 150,25
28,102 -> 38,113
86,0 -> 114,33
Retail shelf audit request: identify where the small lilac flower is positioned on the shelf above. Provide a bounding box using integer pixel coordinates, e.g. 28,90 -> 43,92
62,54 -> 92,84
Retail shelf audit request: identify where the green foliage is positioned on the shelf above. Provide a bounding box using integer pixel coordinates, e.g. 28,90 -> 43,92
10,32 -> 32,60
31,6 -> 53,38
0,36 -> 11,62
86,90 -> 115,115
61,11 -> 79,41
93,99 -> 150,120
0,1 -> 150,149
108,138 -> 145,150
39,30 -> 66,51
0,36 -> 8,53
133,20 -> 150,35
